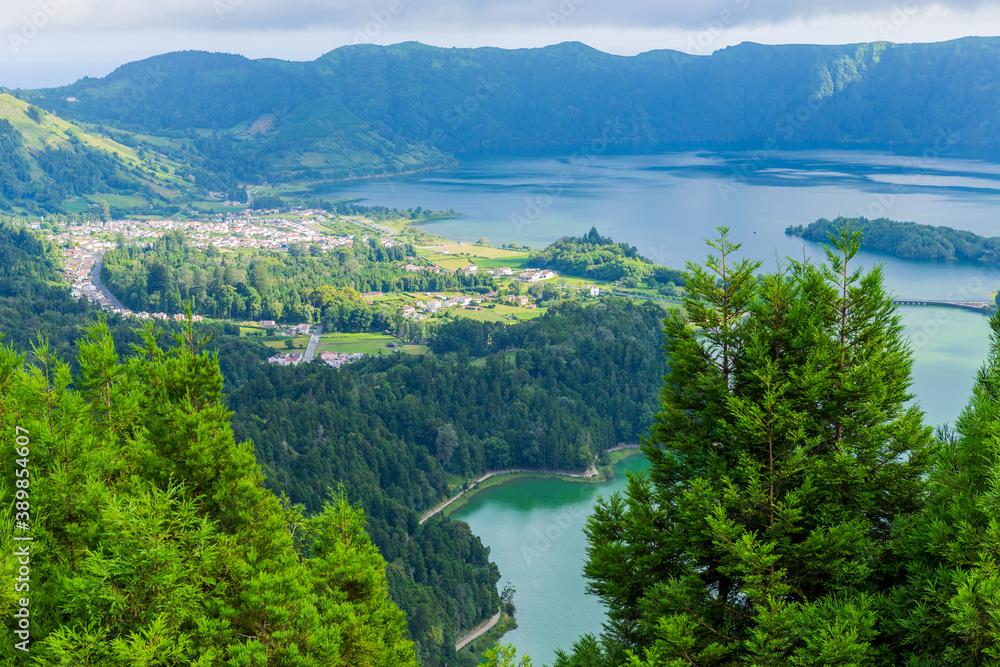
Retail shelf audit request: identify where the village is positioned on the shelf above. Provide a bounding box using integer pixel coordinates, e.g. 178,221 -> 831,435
47,209 -> 400,316
41,214 -> 614,373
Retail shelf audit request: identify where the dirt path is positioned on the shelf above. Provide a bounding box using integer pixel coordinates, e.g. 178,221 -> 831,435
607,444 -> 641,452
419,463 -> 599,524
456,610 -> 502,651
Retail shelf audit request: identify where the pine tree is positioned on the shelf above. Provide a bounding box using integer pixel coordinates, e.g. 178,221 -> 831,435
0,320 -> 416,666
564,226 -> 932,666
889,311 -> 1000,666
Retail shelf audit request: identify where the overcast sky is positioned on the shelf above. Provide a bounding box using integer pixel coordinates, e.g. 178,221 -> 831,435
3,0 -> 1000,88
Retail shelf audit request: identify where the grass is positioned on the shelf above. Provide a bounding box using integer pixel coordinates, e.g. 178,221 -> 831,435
452,305 -> 547,323
316,333 -> 409,356
252,330 -> 428,357
474,257 -> 533,271
318,219 -> 371,236
262,336 -> 310,350
417,244 -> 529,259
607,448 -> 645,465
61,198 -> 91,215
189,201 -> 248,214
85,193 -> 147,208
0,94 -> 193,203
367,293 -> 413,305
422,254 -> 475,271
553,275 -> 615,288
416,245 -> 531,273
0,94 -> 137,160
445,473 -> 466,494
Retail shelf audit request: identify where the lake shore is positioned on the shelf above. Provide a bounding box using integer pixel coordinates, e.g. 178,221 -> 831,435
419,445 -> 648,523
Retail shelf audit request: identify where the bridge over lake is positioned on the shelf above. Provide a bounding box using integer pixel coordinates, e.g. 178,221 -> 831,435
892,299 -> 992,313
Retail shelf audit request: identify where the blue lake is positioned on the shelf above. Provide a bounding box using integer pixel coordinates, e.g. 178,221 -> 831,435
329,150 -> 1000,664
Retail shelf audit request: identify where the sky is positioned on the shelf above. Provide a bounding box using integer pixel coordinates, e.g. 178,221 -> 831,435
3,0 -> 1000,89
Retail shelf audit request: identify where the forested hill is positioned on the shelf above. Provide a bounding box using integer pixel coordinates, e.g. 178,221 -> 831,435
787,216 -> 1000,265
0,229 -> 417,662
529,227 -> 687,285
0,222 -> 494,666
0,223 -> 675,666
12,38 -> 1000,213
23,37 -> 1000,158
226,298 -> 670,664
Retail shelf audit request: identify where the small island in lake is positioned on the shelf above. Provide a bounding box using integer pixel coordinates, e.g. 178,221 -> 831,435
786,216 -> 1000,266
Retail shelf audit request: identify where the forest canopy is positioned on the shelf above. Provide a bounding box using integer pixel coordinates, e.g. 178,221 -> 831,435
542,224 -> 1000,667
787,215 -> 1000,265
0,321 -> 415,666
529,227 -> 685,285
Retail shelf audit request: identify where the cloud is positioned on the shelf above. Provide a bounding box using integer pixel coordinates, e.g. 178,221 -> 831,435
2,0 -> 998,34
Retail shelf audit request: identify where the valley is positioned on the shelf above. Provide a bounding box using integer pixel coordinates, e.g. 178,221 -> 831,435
8,31 -> 1000,667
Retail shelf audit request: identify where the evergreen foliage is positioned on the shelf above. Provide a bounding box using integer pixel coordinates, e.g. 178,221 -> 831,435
888,312 -> 1000,666
0,224 -> 488,666
529,227 -> 684,285
0,319 -> 415,665
557,225 -> 934,666
226,298 -> 671,665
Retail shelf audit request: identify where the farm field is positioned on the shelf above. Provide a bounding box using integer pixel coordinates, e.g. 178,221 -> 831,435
416,244 -> 528,259
417,244 -> 530,271
452,304 -> 547,323
190,201 -> 248,214
473,256 -> 533,271
262,336 -> 310,350
315,332 -> 427,356
421,254 -> 475,271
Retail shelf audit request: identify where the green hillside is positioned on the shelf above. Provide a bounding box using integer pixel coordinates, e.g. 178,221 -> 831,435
267,96 -> 455,180
25,38 -> 1000,156
0,93 -> 191,215
0,94 -> 136,156
12,38 -> 1000,214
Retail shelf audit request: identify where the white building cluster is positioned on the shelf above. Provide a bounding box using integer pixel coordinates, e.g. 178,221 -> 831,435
319,351 -> 365,368
45,213 -> 358,255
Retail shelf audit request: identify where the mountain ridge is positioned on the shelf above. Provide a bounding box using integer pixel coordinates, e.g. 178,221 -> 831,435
8,37 -> 1000,215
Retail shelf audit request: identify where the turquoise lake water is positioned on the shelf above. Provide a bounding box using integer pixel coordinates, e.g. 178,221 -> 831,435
337,149 -> 1000,664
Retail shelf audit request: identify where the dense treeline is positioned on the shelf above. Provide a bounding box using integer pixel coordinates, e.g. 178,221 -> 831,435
787,215 -> 1000,264
227,298 -> 670,663
0,320 -> 416,665
0,224 -> 488,665
0,118 -> 155,216
0,120 -> 30,206
522,225 -> 1000,667
28,38 -> 1000,168
529,227 -> 686,286
99,232 -> 495,327
35,144 -> 145,200
226,361 -> 500,667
